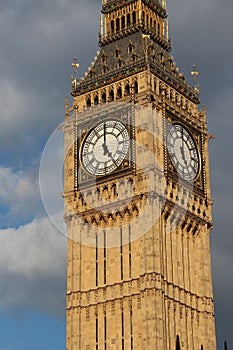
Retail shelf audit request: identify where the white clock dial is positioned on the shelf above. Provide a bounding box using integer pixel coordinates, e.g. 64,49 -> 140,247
167,123 -> 200,181
81,120 -> 130,176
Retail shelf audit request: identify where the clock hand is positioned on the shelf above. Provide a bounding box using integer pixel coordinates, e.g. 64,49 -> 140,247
180,144 -> 188,166
104,122 -> 106,143
102,123 -> 108,155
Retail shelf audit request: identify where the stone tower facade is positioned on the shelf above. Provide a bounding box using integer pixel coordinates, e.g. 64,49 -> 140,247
63,0 -> 217,349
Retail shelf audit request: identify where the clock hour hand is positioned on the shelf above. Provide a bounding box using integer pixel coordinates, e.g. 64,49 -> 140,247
102,123 -> 108,155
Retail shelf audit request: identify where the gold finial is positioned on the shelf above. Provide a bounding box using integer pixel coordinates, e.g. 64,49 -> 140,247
72,56 -> 80,74
166,19 -> 169,41
191,64 -> 200,95
71,56 -> 80,90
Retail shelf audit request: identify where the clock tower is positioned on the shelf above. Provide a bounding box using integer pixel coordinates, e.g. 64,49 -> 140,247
63,0 -> 217,349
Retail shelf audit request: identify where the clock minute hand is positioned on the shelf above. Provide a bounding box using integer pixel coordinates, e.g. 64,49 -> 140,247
104,122 -> 106,143
180,145 -> 187,166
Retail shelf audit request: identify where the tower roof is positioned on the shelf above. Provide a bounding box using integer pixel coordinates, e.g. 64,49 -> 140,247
72,0 -> 199,104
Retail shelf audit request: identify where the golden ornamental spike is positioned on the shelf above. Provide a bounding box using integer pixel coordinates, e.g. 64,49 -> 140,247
71,56 -> 80,91
191,64 -> 200,95
72,56 -> 80,75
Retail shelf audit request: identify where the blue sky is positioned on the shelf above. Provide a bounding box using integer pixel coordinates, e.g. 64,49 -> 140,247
0,0 -> 232,349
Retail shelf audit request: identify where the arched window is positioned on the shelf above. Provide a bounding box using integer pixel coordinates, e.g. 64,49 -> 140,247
111,20 -> 115,34
148,44 -> 154,55
101,55 -> 107,64
101,92 -> 107,104
118,60 -> 123,69
89,69 -> 96,79
125,84 -> 130,96
132,54 -> 137,62
121,16 -> 125,29
154,79 -> 157,92
116,18 -> 120,32
109,89 -> 114,102
115,48 -> 120,59
117,87 -> 123,99
94,95 -> 99,105
102,65 -> 108,74
86,98 -> 91,108
158,23 -> 161,36
132,11 -> 136,25
128,42 -> 134,54
150,17 -> 152,28
127,14 -> 131,27
170,89 -> 173,100
134,81 -> 138,94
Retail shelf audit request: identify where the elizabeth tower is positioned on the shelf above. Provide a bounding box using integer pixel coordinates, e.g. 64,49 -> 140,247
63,0 -> 217,349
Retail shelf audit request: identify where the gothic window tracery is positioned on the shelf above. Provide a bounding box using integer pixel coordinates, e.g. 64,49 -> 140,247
102,65 -> 108,75
158,23 -> 161,36
111,20 -> 115,34
146,14 -> 149,28
121,16 -> 125,29
89,69 -> 96,79
94,95 -> 99,105
133,80 -> 138,94
101,53 -> 107,64
117,59 -> 124,69
131,53 -> 138,63
116,86 -> 123,99
132,11 -> 136,25
115,47 -> 121,59
86,97 -> 91,108
109,89 -> 114,102
101,92 -> 107,104
128,42 -> 134,54
125,83 -> 130,96
127,13 -> 131,27
116,18 -> 120,32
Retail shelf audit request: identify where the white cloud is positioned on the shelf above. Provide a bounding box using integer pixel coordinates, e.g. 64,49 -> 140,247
0,166 -> 43,227
0,217 -> 67,315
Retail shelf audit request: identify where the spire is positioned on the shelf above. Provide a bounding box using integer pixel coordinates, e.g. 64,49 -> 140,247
191,64 -> 200,95
71,56 -> 80,91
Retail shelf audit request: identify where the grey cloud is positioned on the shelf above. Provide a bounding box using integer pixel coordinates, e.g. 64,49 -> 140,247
0,218 -> 67,316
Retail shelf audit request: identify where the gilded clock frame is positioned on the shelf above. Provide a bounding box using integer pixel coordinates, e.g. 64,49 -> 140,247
165,112 -> 205,193
75,105 -> 135,188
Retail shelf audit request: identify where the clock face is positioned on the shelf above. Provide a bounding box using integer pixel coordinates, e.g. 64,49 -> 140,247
167,123 -> 200,181
81,119 -> 130,176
